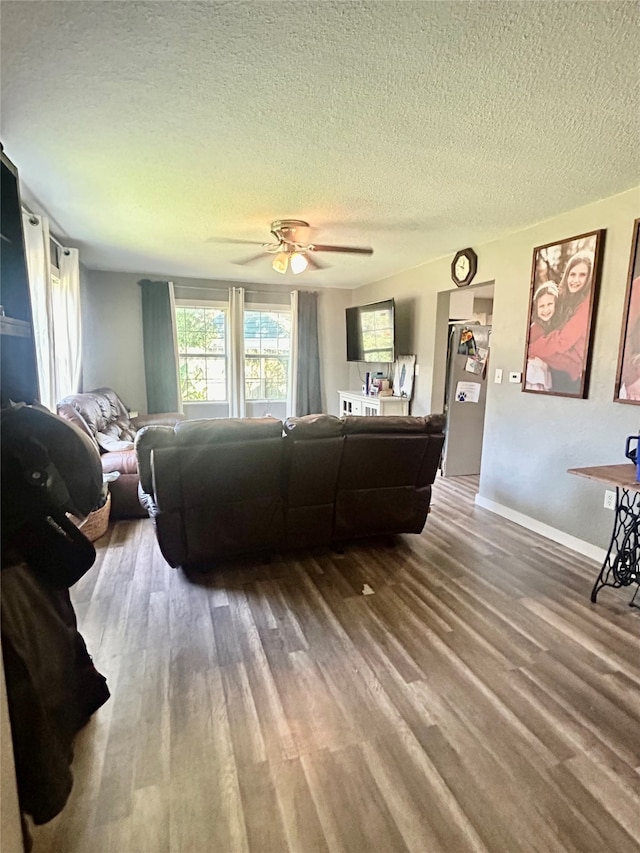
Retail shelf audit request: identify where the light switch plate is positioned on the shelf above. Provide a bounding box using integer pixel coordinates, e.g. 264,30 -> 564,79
509,372 -> 522,383
494,369 -> 503,383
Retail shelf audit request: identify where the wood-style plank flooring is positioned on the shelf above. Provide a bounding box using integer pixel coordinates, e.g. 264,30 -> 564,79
31,475 -> 640,853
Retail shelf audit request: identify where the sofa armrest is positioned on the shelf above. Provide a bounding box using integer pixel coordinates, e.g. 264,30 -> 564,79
134,425 -> 177,495
131,412 -> 183,430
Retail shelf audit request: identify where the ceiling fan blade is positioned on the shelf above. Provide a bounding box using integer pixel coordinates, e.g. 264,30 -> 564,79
206,237 -> 265,246
304,254 -> 328,271
310,244 -> 374,255
233,251 -> 270,265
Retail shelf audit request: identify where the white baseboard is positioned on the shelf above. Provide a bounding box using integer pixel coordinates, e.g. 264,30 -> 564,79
474,494 -> 607,564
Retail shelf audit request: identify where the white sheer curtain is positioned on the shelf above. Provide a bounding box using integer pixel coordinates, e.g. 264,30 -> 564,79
21,211 -> 82,410
228,286 -> 245,417
22,212 -> 55,409
54,248 -> 82,400
287,289 -> 299,417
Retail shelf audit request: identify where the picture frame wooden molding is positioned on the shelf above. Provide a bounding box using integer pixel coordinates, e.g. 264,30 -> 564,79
522,229 -> 605,399
614,218 -> 640,404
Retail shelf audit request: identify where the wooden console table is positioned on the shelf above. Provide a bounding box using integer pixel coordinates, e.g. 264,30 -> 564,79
568,464 -> 640,607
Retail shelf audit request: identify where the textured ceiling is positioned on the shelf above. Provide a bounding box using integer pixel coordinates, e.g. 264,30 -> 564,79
1,1 -> 638,288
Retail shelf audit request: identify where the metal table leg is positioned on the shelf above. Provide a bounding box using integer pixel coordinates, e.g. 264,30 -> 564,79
590,486 -> 640,605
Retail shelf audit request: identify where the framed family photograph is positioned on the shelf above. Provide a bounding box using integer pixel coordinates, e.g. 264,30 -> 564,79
614,218 -> 640,404
522,229 -> 605,398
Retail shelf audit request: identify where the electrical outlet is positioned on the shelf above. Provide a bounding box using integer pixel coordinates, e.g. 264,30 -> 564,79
509,372 -> 522,383
604,490 -> 616,510
494,368 -> 503,383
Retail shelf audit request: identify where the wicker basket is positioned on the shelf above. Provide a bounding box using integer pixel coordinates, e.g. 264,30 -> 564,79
77,492 -> 111,542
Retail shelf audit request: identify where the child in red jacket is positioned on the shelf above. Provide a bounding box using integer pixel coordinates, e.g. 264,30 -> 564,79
527,251 -> 594,394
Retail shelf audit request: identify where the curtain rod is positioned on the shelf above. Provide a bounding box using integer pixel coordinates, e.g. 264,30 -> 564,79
168,282 -> 293,297
21,203 -> 69,253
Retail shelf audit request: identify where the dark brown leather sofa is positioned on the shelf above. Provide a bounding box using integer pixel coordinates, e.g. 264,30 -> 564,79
136,413 -> 445,569
56,388 -> 182,518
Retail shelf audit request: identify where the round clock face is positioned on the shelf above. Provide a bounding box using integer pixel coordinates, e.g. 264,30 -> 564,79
455,255 -> 470,280
452,248 -> 477,286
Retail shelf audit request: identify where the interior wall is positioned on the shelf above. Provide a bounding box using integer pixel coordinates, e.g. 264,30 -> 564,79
352,187 -> 640,550
81,271 -> 146,406
81,272 -> 351,416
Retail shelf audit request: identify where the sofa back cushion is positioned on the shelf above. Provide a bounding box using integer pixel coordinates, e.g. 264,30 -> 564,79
56,400 -> 100,451
92,387 -> 137,443
282,417 -> 344,549
151,421 -> 285,564
333,421 -> 445,539
341,414 -> 445,435
57,388 -> 136,449
175,416 -> 283,445
283,414 -> 343,439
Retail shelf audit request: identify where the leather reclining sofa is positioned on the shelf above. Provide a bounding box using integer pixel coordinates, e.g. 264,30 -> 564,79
56,388 -> 183,518
135,413 -> 445,569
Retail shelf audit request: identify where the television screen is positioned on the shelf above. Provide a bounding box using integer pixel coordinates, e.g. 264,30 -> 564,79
346,298 -> 395,363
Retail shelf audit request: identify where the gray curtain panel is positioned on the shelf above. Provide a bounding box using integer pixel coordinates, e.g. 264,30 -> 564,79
296,290 -> 322,416
139,279 -> 180,413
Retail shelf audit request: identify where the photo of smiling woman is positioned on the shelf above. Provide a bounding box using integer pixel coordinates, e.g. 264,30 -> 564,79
523,230 -> 605,398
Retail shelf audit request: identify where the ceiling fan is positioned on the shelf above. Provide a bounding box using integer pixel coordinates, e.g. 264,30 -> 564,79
226,219 -> 374,274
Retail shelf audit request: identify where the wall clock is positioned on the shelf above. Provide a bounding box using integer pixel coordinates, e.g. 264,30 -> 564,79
451,248 -> 478,287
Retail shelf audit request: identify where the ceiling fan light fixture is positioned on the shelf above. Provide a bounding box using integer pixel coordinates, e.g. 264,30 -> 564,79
290,252 -> 308,274
230,219 -> 373,272
272,251 -> 289,274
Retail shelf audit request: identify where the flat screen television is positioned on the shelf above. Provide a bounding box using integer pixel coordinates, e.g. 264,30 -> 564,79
346,298 -> 395,363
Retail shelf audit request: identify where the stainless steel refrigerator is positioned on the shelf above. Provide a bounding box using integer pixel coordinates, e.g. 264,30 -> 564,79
441,323 -> 491,477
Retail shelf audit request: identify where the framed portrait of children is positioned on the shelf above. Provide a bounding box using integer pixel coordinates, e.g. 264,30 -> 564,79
522,229 -> 605,399
614,219 -> 640,404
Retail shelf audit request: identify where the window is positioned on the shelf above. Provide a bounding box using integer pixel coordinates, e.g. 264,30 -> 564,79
175,302 -> 292,405
175,304 -> 227,401
361,306 -> 394,362
244,308 -> 291,400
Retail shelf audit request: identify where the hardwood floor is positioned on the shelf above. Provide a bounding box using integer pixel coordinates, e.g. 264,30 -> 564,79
31,475 -> 640,853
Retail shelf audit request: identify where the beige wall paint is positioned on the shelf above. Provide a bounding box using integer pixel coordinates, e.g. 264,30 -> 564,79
352,187 -> 640,549
81,273 -> 351,416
